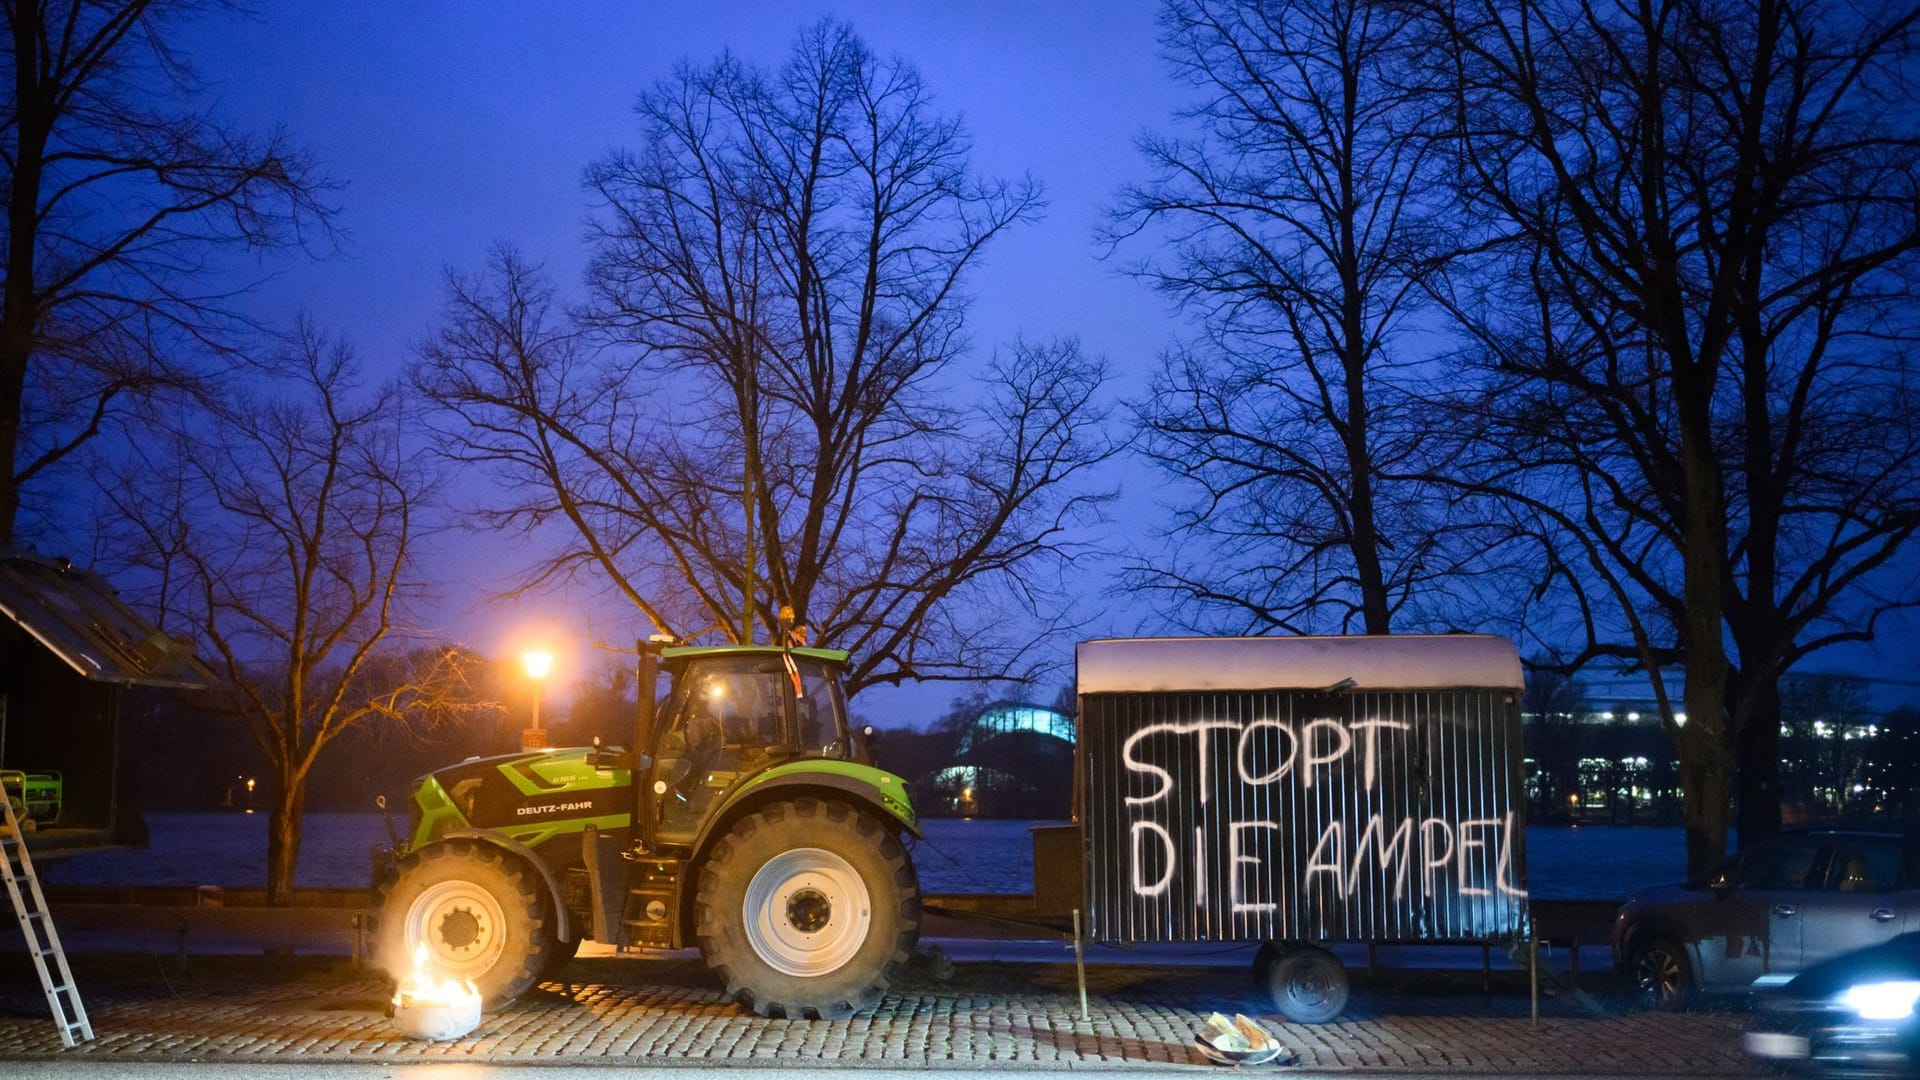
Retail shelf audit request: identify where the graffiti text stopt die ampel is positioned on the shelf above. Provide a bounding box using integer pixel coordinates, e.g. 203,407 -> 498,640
1119,717 -> 1527,911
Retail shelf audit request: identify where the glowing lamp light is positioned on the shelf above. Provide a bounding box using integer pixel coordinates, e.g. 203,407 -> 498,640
520,649 -> 556,751
392,944 -> 483,1041
522,650 -> 555,680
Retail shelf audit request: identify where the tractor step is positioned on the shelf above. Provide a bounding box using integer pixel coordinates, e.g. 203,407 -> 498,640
620,859 -> 682,949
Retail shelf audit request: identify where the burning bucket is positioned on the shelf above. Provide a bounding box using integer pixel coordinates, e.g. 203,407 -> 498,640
391,946 -> 482,1041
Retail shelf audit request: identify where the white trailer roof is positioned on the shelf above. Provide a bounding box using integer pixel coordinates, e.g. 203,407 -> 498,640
1076,634 -> 1523,694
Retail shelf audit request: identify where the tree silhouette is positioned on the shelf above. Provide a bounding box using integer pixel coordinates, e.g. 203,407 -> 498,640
417,21 -> 1118,694
1,0 -> 334,543
101,324 -> 484,903
1422,0 -> 1920,873
1110,0 -> 1488,635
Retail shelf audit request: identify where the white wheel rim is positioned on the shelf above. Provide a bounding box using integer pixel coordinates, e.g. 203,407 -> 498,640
406,879 -> 507,981
742,846 -> 873,977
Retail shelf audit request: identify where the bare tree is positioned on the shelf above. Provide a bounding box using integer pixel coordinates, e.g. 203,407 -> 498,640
417,22 -> 1117,694
1423,0 -> 1920,873
1,0 -> 334,544
102,324 -> 481,904
1108,0 -> 1476,635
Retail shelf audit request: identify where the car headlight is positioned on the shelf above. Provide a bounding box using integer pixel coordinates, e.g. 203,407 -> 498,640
1836,980 -> 1920,1022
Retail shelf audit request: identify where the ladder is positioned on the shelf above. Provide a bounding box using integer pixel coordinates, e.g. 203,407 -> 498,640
1,794 -> 91,1046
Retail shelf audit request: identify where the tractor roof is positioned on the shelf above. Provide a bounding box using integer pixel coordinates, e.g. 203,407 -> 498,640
660,643 -> 851,665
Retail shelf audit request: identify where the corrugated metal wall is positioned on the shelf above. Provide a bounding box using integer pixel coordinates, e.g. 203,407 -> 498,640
1082,688 -> 1527,944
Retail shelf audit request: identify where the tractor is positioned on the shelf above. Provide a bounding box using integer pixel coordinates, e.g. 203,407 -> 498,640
370,641 -> 922,1019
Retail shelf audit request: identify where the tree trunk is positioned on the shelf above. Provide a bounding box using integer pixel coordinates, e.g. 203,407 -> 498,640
2,6 -> 47,546
1735,674 -> 1783,848
1677,724 -> 1733,879
1676,362 -> 1732,879
266,780 -> 308,906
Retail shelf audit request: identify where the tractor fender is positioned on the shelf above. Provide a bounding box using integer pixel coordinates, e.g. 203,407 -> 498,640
438,828 -> 572,943
692,771 -> 921,861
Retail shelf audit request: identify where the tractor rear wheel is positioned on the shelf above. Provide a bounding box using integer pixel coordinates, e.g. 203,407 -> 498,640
372,839 -> 557,1006
695,798 -> 920,1018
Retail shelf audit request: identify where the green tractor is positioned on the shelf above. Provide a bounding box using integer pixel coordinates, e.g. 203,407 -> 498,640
371,642 -> 922,1018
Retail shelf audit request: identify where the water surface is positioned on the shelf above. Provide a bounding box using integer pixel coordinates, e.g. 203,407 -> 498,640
46,813 -> 1689,900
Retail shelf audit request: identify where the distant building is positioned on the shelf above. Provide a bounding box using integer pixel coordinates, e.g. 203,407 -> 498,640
929,702 -> 1074,818
1520,671 -> 1920,825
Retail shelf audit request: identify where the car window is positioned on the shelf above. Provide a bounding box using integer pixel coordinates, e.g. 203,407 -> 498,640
1826,838 -> 1902,893
1729,838 -> 1824,890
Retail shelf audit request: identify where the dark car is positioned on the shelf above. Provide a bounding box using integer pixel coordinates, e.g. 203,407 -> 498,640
1613,828 -> 1920,1009
1744,931 -> 1920,1077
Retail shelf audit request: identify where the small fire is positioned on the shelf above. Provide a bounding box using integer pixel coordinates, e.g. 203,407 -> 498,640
394,944 -> 480,1008
391,945 -> 482,1041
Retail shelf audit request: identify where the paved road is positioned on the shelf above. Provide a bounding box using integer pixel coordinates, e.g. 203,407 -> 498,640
0,950 -> 1759,1076
0,1065 -> 1762,1080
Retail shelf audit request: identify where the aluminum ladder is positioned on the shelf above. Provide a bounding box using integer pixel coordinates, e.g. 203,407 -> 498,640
1,794 -> 92,1046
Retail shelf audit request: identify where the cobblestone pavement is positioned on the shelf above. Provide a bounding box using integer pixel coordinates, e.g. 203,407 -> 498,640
0,953 -> 1758,1074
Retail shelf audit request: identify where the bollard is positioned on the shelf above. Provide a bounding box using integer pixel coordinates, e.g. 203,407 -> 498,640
175,917 -> 190,974
1529,933 -> 1540,1028
1072,909 -> 1089,1023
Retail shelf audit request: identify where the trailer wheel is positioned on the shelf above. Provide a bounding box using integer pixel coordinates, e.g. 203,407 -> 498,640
372,839 -> 557,1006
696,798 -> 920,1018
1264,945 -> 1349,1023
1252,941 -> 1294,989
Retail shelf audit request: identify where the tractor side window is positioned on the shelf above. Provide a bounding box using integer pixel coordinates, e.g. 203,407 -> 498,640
793,660 -> 846,753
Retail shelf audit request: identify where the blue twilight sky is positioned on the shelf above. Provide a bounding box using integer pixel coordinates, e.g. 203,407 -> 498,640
170,1 -> 1188,721
158,1 -> 1920,724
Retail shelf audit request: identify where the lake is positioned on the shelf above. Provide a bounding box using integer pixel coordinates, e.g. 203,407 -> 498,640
41,813 -> 1687,900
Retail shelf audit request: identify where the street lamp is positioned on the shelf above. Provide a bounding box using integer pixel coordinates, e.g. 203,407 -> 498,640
522,650 -> 555,751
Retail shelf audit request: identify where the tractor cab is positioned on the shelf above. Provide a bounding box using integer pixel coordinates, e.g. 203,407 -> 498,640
646,645 -> 860,847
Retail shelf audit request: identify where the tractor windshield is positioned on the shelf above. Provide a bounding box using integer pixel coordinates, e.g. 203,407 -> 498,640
668,653 -> 850,758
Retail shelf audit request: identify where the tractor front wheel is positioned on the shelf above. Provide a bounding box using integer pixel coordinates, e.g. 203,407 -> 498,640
372,839 -> 557,1006
695,798 -> 920,1018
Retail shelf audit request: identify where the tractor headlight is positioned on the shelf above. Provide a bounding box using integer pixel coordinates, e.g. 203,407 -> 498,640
1836,980 -> 1920,1022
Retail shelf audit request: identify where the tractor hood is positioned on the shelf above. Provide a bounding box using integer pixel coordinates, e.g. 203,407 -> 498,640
408,745 -> 634,846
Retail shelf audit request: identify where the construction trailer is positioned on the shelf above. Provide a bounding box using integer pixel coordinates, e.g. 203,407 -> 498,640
0,550 -> 212,850
1058,634 -> 1530,1021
